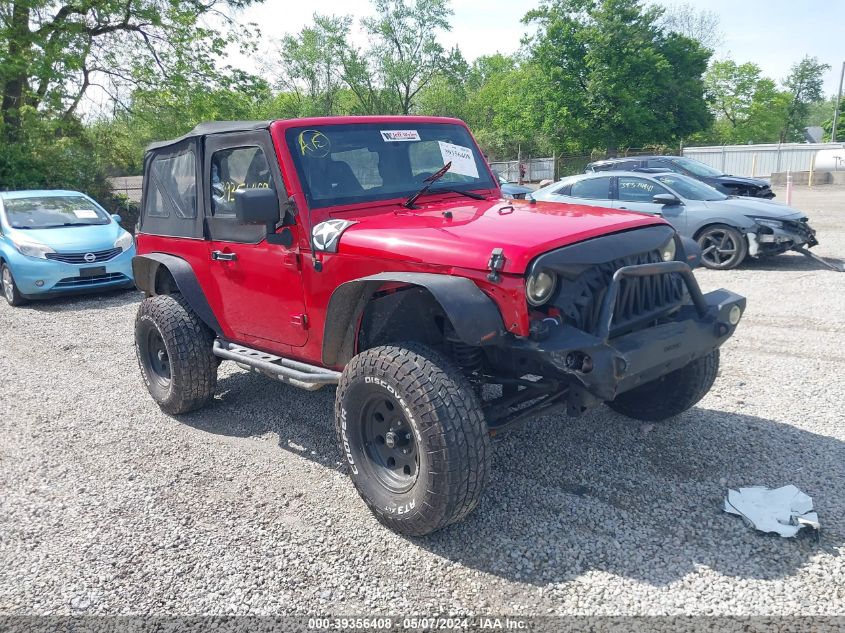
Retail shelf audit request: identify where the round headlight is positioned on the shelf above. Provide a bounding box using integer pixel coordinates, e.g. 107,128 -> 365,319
526,270 -> 557,306
661,236 -> 677,262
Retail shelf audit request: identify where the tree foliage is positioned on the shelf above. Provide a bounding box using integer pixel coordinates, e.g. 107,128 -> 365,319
523,0 -> 712,153
0,0 -> 260,199
780,56 -> 831,142
658,2 -> 722,50
702,60 -> 789,144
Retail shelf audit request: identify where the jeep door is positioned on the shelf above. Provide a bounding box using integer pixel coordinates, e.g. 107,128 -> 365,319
612,176 -> 686,232
204,132 -> 308,348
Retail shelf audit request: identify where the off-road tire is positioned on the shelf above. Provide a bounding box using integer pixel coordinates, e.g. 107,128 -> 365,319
696,224 -> 748,270
335,343 -> 490,536
1,263 -> 27,306
135,293 -> 217,415
607,349 -> 720,422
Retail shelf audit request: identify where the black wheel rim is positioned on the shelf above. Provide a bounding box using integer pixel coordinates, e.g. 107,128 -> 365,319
700,229 -> 739,267
146,329 -> 171,386
360,393 -> 418,493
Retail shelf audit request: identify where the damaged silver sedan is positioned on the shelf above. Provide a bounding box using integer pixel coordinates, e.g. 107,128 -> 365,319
531,171 -> 818,270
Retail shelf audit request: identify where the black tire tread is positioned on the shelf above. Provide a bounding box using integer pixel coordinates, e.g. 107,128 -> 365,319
335,342 -> 490,536
135,293 -> 217,414
607,349 -> 720,422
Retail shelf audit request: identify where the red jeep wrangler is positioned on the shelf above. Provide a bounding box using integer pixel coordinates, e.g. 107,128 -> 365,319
132,117 -> 745,535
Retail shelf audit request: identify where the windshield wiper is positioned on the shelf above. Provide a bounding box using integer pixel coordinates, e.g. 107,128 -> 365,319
403,162 -> 452,209
428,187 -> 485,201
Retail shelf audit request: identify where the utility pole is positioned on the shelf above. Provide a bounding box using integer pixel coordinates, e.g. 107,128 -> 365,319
832,61 -> 845,143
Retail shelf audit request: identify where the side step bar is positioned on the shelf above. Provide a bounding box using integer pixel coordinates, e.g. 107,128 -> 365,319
212,340 -> 341,391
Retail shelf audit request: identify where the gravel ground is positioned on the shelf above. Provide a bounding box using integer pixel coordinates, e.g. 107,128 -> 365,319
1,185 -> 844,617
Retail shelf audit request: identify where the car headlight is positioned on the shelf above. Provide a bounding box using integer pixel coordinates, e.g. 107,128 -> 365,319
660,236 -> 677,261
114,231 -> 134,252
750,217 -> 783,230
526,270 -> 557,306
9,234 -> 55,259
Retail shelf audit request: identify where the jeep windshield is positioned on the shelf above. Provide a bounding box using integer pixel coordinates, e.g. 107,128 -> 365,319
285,123 -> 496,209
2,195 -> 111,229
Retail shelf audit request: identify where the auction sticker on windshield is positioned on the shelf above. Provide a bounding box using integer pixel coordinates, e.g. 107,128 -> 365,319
380,130 -> 420,142
438,141 -> 479,178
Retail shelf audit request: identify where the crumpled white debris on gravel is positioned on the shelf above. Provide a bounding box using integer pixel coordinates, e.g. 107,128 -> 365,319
725,485 -> 820,537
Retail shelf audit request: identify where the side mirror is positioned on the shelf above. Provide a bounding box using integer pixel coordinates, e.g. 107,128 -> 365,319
234,188 -> 293,247
653,193 -> 681,206
111,214 -> 122,224
679,236 -> 702,269
235,188 -> 280,226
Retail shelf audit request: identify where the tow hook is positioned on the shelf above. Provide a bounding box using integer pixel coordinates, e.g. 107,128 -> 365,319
487,248 -> 506,282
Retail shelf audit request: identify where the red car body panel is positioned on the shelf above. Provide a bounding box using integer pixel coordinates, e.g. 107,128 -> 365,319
137,115 -> 669,367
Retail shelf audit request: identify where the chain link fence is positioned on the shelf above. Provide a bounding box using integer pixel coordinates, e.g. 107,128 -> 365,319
490,147 -> 681,183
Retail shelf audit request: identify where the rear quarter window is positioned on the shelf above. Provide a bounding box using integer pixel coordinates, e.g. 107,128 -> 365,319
570,177 -> 611,200
147,150 -> 197,219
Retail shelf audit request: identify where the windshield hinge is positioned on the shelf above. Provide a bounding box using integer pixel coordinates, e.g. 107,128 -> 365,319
487,248 -> 506,282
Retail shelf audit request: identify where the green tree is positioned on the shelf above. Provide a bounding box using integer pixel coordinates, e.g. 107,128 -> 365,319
0,0 -> 259,137
277,14 -> 355,116
702,60 -> 790,144
524,0 -> 712,154
780,56 -> 831,142
362,0 -> 464,114
0,0 -> 262,197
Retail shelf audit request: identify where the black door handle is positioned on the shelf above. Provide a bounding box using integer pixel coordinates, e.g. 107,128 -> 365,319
211,250 -> 237,261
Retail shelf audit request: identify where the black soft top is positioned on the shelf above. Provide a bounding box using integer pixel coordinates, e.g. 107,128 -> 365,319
146,120 -> 272,152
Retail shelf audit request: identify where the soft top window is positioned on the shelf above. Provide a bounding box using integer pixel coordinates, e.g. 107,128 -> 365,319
285,123 -> 495,209
147,149 -> 197,219
2,195 -> 109,229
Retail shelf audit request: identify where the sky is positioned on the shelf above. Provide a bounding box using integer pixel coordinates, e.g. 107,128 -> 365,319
235,0 -> 845,96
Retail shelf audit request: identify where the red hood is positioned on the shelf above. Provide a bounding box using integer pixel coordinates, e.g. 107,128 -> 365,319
331,195 -> 665,274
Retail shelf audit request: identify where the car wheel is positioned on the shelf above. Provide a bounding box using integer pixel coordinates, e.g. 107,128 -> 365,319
1,263 -> 27,307
134,293 -> 217,414
607,350 -> 720,422
696,224 -> 748,270
335,343 -> 491,536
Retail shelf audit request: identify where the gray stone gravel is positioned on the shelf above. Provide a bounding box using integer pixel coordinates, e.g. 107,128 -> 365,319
1,185 -> 844,616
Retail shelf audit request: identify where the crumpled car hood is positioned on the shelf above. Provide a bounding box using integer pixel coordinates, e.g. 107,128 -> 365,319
328,196 -> 665,274
703,198 -> 805,220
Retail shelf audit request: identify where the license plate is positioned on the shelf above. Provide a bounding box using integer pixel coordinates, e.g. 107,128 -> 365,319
79,266 -> 106,277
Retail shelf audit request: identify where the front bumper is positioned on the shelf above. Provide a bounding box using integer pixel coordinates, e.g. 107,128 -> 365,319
8,246 -> 135,297
747,220 -> 818,257
512,261 -> 745,401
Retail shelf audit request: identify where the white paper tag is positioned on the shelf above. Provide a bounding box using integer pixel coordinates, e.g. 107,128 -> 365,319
73,209 -> 99,219
380,130 -> 420,142
438,141 -> 479,178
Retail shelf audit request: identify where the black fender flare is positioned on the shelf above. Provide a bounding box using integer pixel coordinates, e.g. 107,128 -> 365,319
132,253 -> 222,335
322,272 -> 505,367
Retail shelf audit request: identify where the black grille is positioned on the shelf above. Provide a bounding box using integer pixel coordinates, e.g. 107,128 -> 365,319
46,247 -> 122,264
54,273 -> 129,288
553,250 -> 686,336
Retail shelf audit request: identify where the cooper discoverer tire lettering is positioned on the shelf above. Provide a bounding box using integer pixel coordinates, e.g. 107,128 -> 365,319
134,293 -> 217,414
607,349 -> 720,422
334,343 -> 491,536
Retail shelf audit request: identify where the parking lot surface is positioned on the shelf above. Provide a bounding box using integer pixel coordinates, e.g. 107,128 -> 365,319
1,186 -> 844,616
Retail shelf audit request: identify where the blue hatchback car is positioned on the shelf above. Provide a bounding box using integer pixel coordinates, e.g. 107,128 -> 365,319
0,190 -> 136,306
